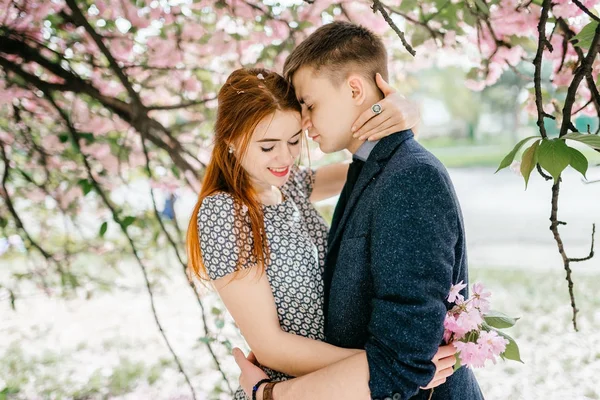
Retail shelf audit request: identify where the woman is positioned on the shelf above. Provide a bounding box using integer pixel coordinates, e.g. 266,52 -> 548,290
186,68 -> 449,399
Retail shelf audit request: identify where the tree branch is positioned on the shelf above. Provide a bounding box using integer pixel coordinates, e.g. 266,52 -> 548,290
44,90 -> 198,399
572,0 -> 600,23
533,0 -> 553,139
147,96 -> 217,111
139,130 -> 234,395
372,0 -> 416,56
570,224 -> 595,262
559,23 -> 600,137
548,180 -> 579,331
63,0 -> 140,105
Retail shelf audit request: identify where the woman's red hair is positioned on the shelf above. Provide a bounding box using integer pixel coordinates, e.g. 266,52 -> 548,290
186,68 -> 301,281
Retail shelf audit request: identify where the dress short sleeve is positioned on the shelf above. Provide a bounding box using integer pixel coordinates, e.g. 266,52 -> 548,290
197,192 -> 256,280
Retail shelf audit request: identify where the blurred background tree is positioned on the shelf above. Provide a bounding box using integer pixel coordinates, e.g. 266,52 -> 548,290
1,0 -> 599,398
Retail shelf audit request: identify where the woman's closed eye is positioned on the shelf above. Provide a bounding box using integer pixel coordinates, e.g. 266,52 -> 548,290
261,146 -> 275,152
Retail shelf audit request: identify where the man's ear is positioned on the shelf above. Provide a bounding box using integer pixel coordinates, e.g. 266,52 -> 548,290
347,74 -> 367,106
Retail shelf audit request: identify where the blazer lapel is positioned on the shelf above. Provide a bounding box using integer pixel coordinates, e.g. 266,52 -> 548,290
326,160 -> 381,260
323,130 -> 415,312
324,130 -> 415,278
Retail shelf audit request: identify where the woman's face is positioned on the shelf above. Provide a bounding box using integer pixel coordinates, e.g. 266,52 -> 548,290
238,109 -> 303,190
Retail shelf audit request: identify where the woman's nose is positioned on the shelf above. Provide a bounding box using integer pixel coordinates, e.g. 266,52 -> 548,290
277,144 -> 295,163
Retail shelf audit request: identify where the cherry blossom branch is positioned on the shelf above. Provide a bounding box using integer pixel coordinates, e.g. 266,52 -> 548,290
372,0 -> 416,56
559,23 -> 600,137
533,0 -> 553,140
570,224 -> 596,263
549,181 -> 581,331
44,90 -> 198,399
0,141 -> 56,263
572,0 -> 600,23
139,131 -> 235,395
0,44 -> 201,173
64,0 -> 140,105
147,96 -> 217,111
381,3 -> 444,43
557,18 -> 600,133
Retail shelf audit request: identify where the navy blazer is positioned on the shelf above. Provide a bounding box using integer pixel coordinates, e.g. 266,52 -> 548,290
324,131 -> 484,400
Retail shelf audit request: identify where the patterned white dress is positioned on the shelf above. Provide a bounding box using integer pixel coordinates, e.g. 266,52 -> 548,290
197,166 -> 329,399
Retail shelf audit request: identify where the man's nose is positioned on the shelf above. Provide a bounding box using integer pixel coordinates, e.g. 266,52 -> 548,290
301,112 -> 312,132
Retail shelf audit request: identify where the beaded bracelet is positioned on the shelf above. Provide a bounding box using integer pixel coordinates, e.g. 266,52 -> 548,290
252,378 -> 272,400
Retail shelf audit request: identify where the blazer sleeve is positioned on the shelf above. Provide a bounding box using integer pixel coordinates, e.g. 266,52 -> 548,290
364,163 -> 458,399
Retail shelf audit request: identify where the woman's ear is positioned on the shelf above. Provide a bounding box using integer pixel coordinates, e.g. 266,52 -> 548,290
347,74 -> 367,106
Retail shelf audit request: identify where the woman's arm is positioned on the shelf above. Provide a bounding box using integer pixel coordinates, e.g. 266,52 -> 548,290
213,268 -> 363,377
309,162 -> 350,203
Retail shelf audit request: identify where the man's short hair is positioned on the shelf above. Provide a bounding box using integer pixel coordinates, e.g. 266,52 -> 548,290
283,21 -> 388,85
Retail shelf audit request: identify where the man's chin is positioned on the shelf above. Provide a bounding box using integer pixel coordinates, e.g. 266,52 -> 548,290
318,142 -> 338,154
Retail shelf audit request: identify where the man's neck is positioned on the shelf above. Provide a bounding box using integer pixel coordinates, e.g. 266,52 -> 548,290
345,93 -> 384,154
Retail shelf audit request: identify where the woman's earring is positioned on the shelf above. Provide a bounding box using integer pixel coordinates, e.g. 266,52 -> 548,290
228,145 -> 235,154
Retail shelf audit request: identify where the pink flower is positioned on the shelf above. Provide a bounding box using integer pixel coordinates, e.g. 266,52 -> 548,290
448,281 -> 467,303
454,341 -> 486,368
444,309 -> 482,340
510,161 -> 522,177
477,330 -> 509,360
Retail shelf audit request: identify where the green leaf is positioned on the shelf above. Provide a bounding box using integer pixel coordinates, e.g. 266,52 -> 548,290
58,133 -> 69,143
537,139 -> 571,182
571,21 -> 599,49
211,306 -> 222,316
484,310 -> 520,329
122,216 -> 136,228
495,136 -> 540,173
77,132 -> 95,144
215,319 -> 225,329
0,216 -> 7,229
398,0 -> 418,12
453,353 -> 462,372
493,329 -> 524,363
77,179 -> 93,195
562,132 -> 600,150
198,336 -> 215,344
473,0 -> 490,15
520,140 -> 540,188
567,146 -> 588,178
99,222 -> 108,237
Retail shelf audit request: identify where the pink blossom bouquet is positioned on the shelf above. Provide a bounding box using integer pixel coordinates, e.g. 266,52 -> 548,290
444,281 -> 522,369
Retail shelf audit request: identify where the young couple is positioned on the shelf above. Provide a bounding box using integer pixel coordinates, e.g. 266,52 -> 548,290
187,21 -> 484,400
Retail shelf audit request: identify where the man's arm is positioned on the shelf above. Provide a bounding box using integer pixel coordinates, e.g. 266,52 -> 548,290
364,164 -> 458,399
237,164 -> 459,400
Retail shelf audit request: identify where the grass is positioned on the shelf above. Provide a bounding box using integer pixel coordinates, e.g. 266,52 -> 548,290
418,136 -> 600,169
2,256 -> 599,399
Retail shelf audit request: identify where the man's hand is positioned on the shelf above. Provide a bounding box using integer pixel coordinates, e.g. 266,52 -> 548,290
420,344 -> 457,390
351,73 -> 421,141
233,347 -> 269,398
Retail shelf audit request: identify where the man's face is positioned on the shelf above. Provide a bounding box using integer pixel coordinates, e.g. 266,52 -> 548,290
292,66 -> 358,154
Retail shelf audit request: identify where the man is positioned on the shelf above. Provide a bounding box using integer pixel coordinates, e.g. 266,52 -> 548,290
234,21 -> 483,400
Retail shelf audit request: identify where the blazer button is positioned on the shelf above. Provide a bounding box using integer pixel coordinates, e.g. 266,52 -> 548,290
393,394 -> 401,400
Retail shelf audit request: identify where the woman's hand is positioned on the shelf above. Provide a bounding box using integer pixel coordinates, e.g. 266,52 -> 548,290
351,73 -> 420,141
420,343 -> 457,390
234,348 -> 269,399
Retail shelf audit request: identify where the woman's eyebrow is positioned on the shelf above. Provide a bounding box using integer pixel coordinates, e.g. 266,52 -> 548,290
257,129 -> 302,143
